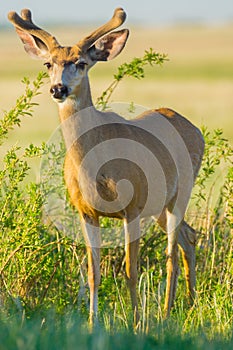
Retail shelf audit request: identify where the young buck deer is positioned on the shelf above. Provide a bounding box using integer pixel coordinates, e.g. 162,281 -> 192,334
8,8 -> 204,325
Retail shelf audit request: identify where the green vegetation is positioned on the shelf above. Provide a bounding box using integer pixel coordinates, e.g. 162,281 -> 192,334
0,44 -> 233,348
96,49 -> 168,110
1,313 -> 233,350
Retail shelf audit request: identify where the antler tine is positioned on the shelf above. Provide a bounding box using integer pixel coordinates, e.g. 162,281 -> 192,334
77,8 -> 127,51
20,9 -> 33,23
8,9 -> 59,51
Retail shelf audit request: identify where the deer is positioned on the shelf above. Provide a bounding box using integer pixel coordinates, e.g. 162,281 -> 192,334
8,8 -> 204,326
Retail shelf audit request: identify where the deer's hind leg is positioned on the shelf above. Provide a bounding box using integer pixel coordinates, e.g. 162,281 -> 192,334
158,211 -> 196,315
178,220 -> 196,304
163,209 -> 180,317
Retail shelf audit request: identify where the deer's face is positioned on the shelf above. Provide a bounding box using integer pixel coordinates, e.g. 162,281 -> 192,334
44,47 -> 93,102
8,8 -> 129,103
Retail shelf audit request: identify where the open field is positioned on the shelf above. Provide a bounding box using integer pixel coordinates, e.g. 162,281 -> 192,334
0,24 -> 233,349
0,24 -> 233,145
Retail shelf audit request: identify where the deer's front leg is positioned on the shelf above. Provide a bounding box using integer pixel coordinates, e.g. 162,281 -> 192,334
164,210 -> 180,317
124,216 -> 140,325
80,215 -> 101,326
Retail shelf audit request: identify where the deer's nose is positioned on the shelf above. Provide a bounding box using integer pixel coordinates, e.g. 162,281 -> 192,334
50,84 -> 68,100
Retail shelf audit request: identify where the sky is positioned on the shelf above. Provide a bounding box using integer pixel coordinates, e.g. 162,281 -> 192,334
1,0 -> 233,27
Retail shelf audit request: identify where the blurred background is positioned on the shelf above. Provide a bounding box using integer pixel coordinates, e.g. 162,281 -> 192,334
0,0 -> 233,179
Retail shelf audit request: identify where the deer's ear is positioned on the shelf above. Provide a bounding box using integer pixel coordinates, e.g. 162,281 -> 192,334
15,29 -> 50,60
87,29 -> 129,62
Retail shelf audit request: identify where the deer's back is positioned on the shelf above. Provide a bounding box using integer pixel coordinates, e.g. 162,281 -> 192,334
64,107 -> 204,220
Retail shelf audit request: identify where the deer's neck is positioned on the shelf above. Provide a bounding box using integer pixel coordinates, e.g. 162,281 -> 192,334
58,76 -> 94,122
57,76 -> 100,152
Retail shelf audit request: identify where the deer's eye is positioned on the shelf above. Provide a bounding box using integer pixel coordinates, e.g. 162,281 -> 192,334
44,62 -> 52,69
76,61 -> 87,70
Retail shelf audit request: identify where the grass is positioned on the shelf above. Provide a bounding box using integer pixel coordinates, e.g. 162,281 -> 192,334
1,310 -> 233,350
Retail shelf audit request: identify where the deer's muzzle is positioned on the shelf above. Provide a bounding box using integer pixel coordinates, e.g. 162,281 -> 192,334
50,84 -> 68,101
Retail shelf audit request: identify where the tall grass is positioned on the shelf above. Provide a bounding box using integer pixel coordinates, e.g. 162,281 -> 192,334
0,60 -> 232,348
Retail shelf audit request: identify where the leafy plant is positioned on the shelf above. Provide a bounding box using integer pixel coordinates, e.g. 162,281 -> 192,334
0,73 -> 82,313
194,127 -> 233,207
96,48 -> 168,110
0,72 -> 47,144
